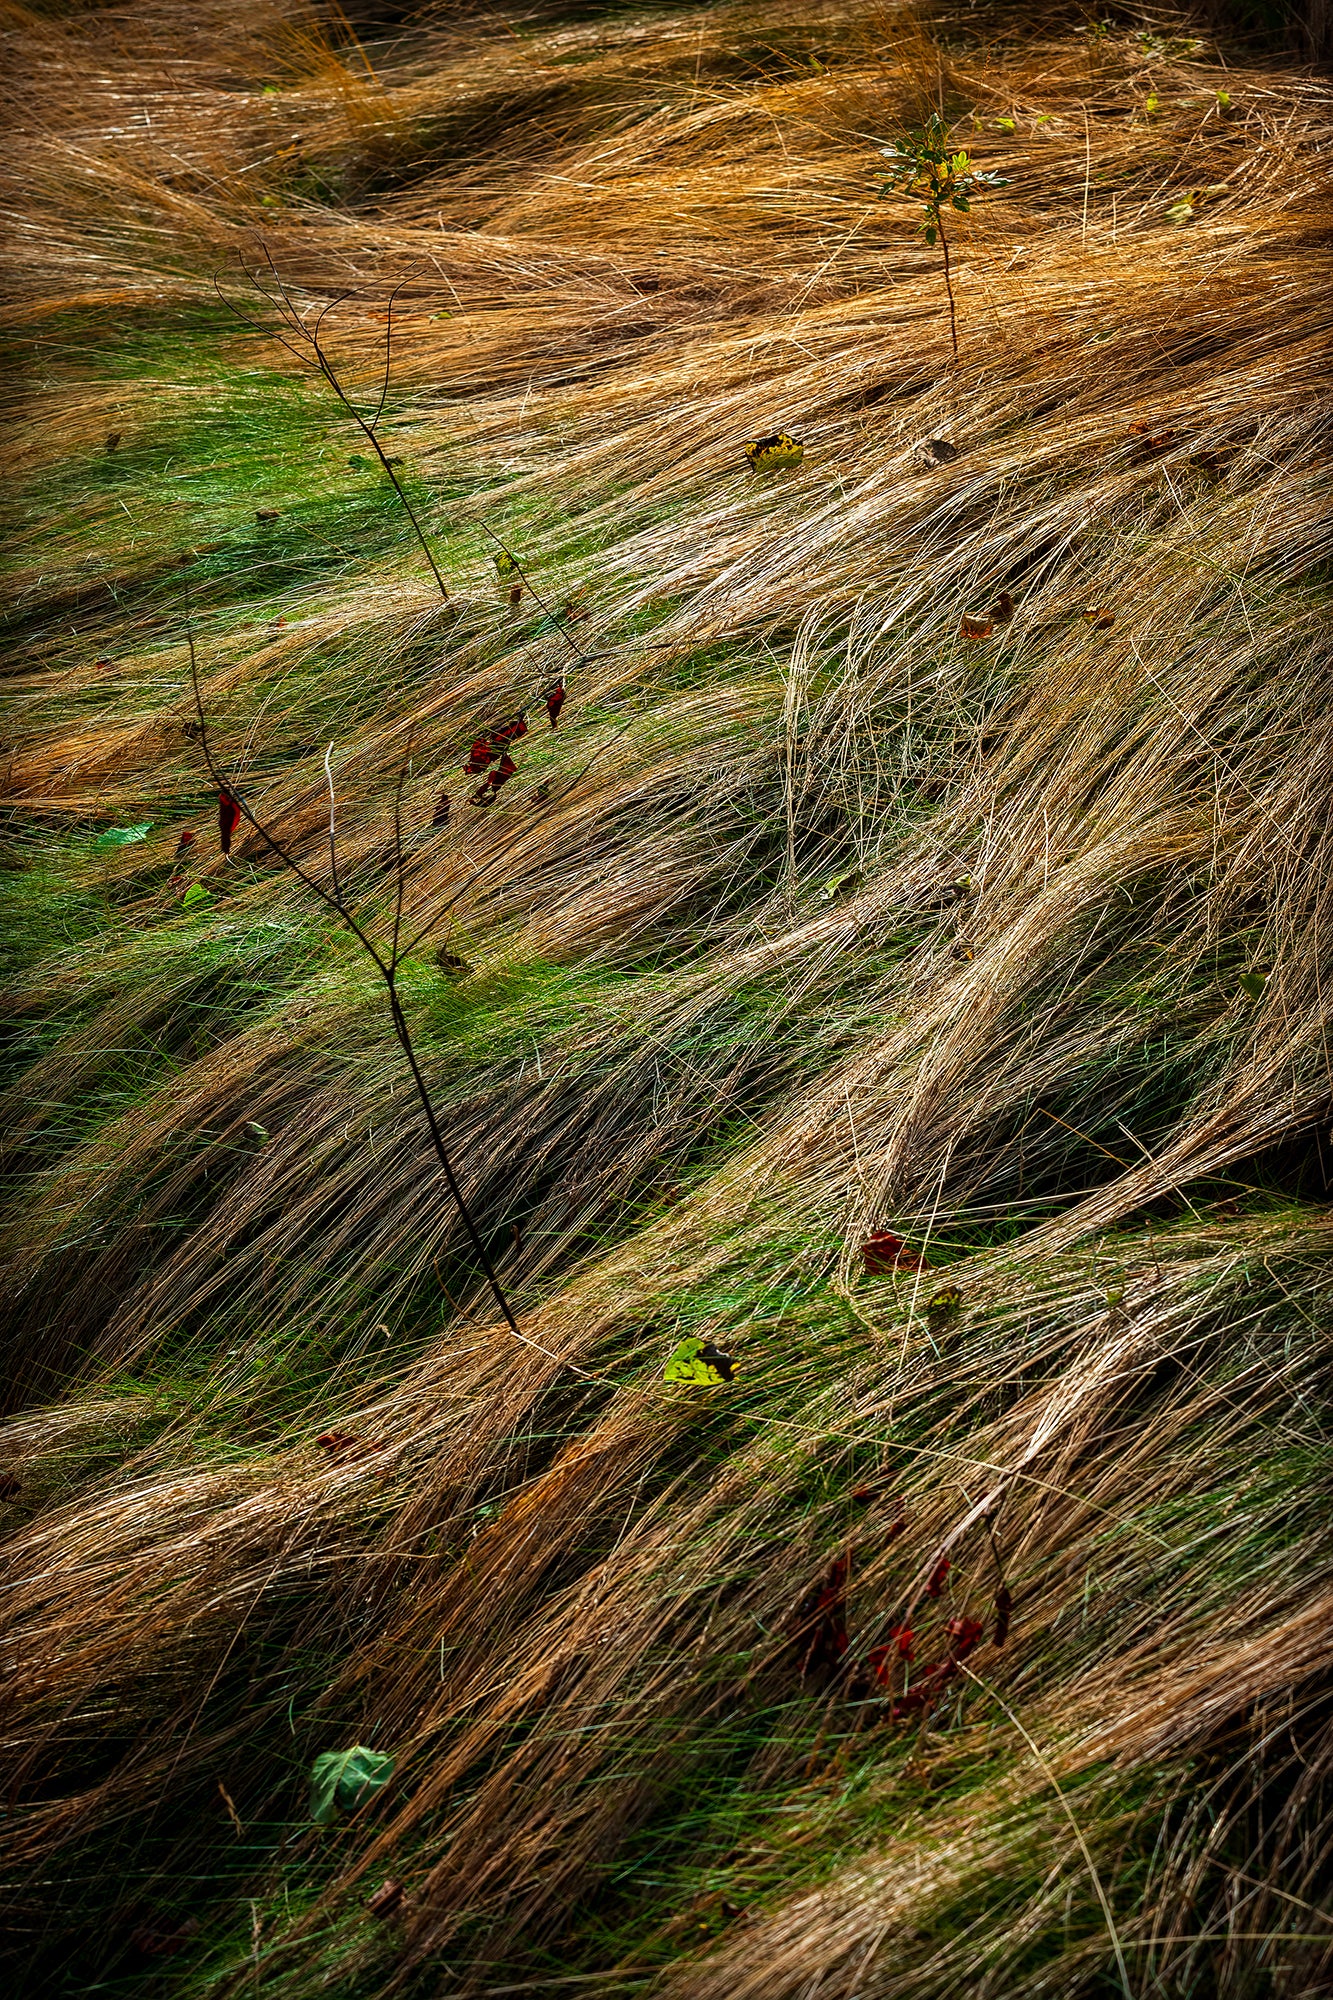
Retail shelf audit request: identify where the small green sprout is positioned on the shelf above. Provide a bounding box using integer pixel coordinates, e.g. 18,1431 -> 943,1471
875,114 -> 1010,359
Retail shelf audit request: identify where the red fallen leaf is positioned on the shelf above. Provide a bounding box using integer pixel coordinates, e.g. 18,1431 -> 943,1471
862,1229 -> 903,1273
1128,422 -> 1175,455
218,793 -> 242,857
131,1917 -> 200,1957
491,714 -> 529,748
944,1615 -> 985,1659
862,1230 -> 929,1276
0,1472 -> 21,1499
174,829 -> 195,860
316,1431 -> 384,1461
793,1555 -> 849,1675
508,581 -> 523,604
366,1879 -> 405,1919
488,754 -> 518,791
993,1584 -> 1013,1647
546,681 -> 566,728
1191,447 -> 1233,477
925,1555 -> 951,1599
851,1485 -> 875,1503
868,1626 -> 915,1684
463,738 -> 498,775
959,616 -> 994,640
432,792 -> 450,828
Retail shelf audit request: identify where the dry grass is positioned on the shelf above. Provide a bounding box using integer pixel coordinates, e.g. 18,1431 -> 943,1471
2,1 -> 1333,1994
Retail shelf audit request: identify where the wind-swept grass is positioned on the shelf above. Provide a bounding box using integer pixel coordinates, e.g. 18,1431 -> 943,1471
2,2 -> 1332,1995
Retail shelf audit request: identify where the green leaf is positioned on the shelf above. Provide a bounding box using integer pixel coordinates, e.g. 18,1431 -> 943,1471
181,882 -> 212,909
310,1746 -> 396,1826
1238,970 -> 1267,1001
663,1336 -> 736,1386
348,453 -> 366,469
924,223 -> 937,246
952,195 -> 970,211
994,117 -> 1017,134
93,823 -> 152,850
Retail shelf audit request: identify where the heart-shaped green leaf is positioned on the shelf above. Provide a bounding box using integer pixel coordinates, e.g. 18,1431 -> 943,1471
310,1745 -> 396,1825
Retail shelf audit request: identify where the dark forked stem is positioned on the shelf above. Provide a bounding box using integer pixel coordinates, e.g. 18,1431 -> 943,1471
183,610 -> 577,1370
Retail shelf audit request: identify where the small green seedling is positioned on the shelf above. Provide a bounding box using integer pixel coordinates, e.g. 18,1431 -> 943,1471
875,115 -> 1009,359
821,869 -> 864,902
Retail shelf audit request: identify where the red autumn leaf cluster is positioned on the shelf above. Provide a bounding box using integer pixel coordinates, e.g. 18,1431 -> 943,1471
888,1613 -> 985,1722
469,753 -> 517,807
463,716 -> 526,776
925,1554 -> 951,1598
454,684 -> 565,814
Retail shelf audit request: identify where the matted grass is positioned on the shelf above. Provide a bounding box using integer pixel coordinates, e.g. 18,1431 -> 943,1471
2,1 -> 1332,1995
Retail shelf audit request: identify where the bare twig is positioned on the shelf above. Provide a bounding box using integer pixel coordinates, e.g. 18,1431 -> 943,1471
183,606 -> 577,1371
218,250 -> 450,600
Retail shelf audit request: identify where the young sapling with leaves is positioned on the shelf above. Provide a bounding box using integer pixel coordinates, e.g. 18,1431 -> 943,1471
875,114 -> 1010,360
